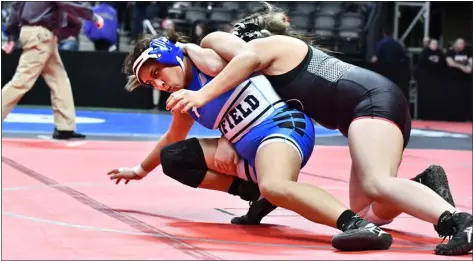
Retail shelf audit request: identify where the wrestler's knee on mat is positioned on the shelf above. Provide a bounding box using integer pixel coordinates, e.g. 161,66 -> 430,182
160,138 -> 208,188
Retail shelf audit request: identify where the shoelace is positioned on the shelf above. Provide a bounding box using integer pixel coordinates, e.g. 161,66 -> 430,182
438,212 -> 458,243
439,229 -> 456,244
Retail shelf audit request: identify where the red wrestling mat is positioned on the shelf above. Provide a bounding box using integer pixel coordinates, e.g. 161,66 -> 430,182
412,120 -> 472,134
2,139 -> 472,260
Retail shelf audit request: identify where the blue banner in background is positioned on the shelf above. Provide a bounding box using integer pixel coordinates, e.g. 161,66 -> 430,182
2,107 -> 342,138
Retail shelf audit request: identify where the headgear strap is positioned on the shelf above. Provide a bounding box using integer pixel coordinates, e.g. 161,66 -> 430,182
132,39 -> 186,85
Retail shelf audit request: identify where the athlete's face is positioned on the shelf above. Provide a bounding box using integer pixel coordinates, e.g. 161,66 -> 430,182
138,60 -> 185,93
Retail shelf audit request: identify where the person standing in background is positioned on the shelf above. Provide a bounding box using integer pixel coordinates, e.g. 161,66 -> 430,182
190,22 -> 209,45
83,2 -> 118,52
2,2 -> 104,140
445,38 -> 472,76
415,39 -> 447,121
371,28 -> 409,100
129,2 -> 149,44
445,38 -> 472,121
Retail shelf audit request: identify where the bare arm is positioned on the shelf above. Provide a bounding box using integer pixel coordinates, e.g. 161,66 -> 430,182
465,57 -> 473,74
446,57 -> 462,69
447,56 -> 472,73
198,32 -> 276,102
140,112 -> 194,173
182,43 -> 228,77
446,56 -> 469,70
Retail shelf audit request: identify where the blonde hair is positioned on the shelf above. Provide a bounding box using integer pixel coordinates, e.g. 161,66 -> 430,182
236,2 -> 314,44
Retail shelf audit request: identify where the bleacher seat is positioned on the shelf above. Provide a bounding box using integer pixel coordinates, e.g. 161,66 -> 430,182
313,29 -> 334,38
338,38 -> 362,55
273,2 -> 292,12
337,11 -> 364,50
293,2 -> 318,15
184,7 -> 208,22
339,12 -> 364,29
289,14 -> 311,31
167,7 -> 184,19
338,30 -> 362,40
244,1 -> 264,12
319,2 -> 343,15
313,15 -> 336,29
221,1 -> 241,10
210,8 -> 234,23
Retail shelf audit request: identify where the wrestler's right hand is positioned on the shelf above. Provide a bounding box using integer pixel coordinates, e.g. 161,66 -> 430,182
107,167 -> 143,185
175,42 -> 187,53
214,137 -> 239,175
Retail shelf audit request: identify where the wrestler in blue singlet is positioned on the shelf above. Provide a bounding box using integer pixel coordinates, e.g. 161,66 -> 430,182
133,37 -> 315,183
185,61 -> 315,183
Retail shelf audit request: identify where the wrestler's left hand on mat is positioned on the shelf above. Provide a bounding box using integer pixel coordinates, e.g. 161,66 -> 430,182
166,89 -> 206,114
107,168 -> 143,184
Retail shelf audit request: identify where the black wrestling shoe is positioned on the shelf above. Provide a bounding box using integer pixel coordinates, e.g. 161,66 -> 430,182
413,165 -> 455,207
435,212 -> 473,256
231,198 -> 277,225
236,180 -> 261,202
331,216 -> 393,251
52,128 -> 86,140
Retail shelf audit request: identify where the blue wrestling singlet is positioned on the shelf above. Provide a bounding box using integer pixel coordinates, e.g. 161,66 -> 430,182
186,65 -> 315,182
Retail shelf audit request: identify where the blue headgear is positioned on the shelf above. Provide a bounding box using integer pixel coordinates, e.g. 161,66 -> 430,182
132,37 -> 185,84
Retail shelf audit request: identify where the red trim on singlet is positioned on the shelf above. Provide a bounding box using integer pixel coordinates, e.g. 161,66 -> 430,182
352,116 -> 403,133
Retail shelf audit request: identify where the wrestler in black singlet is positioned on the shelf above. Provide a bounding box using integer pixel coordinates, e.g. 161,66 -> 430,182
266,46 -> 412,148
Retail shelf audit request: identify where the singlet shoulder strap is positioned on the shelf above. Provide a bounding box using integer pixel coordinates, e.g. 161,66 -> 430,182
265,45 -> 313,89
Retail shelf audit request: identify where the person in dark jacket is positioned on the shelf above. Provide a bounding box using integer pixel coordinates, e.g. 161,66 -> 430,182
57,14 -> 82,51
2,2 -> 103,139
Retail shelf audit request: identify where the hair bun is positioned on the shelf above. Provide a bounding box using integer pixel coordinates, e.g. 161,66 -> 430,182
232,22 -> 268,42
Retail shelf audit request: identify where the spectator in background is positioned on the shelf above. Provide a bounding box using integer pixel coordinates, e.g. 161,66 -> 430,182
109,1 -> 128,30
190,21 -> 209,44
445,38 -> 472,77
145,2 -> 161,21
129,2 -> 149,44
445,38 -> 472,121
371,28 -> 406,64
83,2 -> 118,51
417,39 -> 445,75
415,38 -> 447,121
371,28 -> 409,100
57,14 -> 82,51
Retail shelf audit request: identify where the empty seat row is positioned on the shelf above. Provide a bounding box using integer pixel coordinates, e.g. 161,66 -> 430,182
289,12 -> 365,30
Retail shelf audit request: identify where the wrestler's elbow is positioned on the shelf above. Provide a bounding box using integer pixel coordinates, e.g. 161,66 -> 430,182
206,60 -> 226,76
237,51 -> 263,71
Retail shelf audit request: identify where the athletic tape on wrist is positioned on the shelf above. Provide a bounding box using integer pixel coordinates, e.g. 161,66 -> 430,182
133,164 -> 149,178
